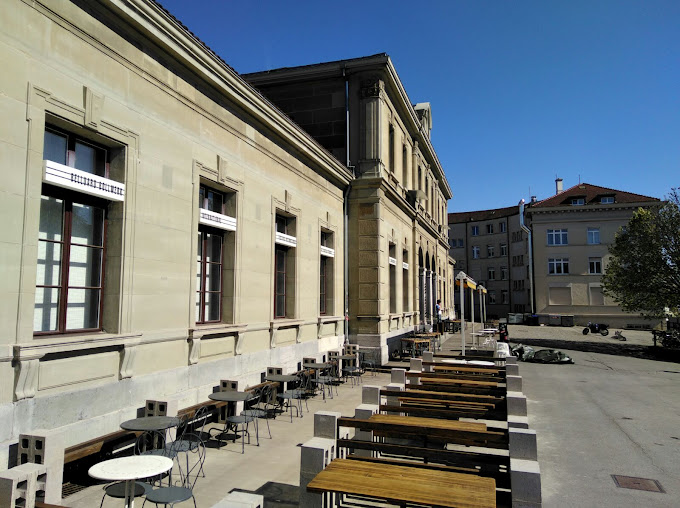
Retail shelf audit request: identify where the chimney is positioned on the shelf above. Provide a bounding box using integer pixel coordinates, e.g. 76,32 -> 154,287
555,178 -> 563,194
530,195 -> 537,204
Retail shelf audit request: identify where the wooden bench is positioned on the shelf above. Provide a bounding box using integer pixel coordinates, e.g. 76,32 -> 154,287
307,458 -> 497,508
338,415 -> 508,449
408,370 -> 505,383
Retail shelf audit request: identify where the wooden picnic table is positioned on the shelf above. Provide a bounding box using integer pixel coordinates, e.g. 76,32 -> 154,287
369,413 -> 487,433
307,458 -> 496,508
400,337 -> 432,358
420,377 -> 500,388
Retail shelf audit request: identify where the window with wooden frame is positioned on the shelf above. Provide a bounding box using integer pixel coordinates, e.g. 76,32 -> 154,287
274,213 -> 296,318
35,128 -> 113,334
320,230 -> 334,315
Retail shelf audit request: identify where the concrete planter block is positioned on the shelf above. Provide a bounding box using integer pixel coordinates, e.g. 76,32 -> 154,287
506,375 -> 523,392
507,415 -> 530,429
313,411 -> 341,440
18,428 -> 64,504
354,404 -> 379,420
509,428 -> 538,461
510,458 -> 542,507
300,437 -> 335,474
391,368 -> 406,384
409,358 -> 422,372
507,391 -> 528,417
506,364 -> 520,376
361,385 -> 381,405
211,491 -> 264,507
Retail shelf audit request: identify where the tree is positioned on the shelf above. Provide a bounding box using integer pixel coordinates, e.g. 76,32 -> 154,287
602,189 -> 680,320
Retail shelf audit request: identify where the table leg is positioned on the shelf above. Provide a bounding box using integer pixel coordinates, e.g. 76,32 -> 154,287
124,479 -> 135,508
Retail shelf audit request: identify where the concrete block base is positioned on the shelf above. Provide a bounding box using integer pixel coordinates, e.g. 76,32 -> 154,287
510,458 -> 542,507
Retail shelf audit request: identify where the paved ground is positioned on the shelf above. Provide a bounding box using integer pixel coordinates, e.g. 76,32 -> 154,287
64,372 -> 392,507
520,350 -> 679,508
62,327 -> 680,507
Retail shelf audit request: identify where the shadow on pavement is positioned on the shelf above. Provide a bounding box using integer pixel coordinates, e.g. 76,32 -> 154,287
510,339 -> 680,364
232,481 -> 299,507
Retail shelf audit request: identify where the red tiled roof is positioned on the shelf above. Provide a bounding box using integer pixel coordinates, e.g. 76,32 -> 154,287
448,205 -> 518,223
532,183 -> 659,208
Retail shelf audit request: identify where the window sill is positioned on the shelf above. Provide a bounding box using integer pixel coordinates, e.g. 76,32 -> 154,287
14,332 -> 143,361
270,318 -> 304,330
318,315 -> 343,325
189,323 -> 247,340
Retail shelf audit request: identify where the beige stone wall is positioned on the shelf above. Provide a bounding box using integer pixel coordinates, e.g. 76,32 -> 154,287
0,0 -> 349,456
531,205 -> 652,325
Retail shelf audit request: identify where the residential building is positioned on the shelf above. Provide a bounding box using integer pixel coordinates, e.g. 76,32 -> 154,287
1,0 -> 355,480
527,180 -> 660,327
244,55 -> 454,361
448,205 -> 530,320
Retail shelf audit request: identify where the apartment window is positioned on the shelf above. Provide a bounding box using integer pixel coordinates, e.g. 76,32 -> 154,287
500,243 -> 507,256
548,258 -> 570,275
488,267 -> 496,280
471,225 -> 479,236
487,245 -> 494,257
488,291 -> 496,304
512,230 -> 524,243
600,196 -> 614,204
589,257 -> 602,274
458,239 -> 464,248
402,145 -> 408,183
486,224 -> 494,234
500,222 -> 506,233
402,250 -> 409,311
547,229 -> 568,245
501,290 -> 509,304
274,214 -> 296,318
587,228 -> 600,245
472,246 -> 480,259
501,266 -> 508,280
35,128 -> 117,334
320,231 -> 334,315
571,198 -> 585,205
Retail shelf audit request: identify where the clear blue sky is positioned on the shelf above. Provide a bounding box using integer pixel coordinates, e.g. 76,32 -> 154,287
158,0 -> 679,212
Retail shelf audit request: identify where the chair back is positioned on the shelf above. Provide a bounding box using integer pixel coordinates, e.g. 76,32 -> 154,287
135,430 -> 167,455
175,432 -> 205,488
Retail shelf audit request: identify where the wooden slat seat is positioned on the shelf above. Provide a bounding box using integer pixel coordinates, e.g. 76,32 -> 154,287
307,458 -> 496,508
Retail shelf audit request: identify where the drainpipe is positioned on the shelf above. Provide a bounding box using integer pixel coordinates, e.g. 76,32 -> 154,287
519,199 -> 535,314
343,66 -> 352,343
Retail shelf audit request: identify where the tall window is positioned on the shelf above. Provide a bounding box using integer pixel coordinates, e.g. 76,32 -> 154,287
274,214 -> 296,318
488,291 -> 496,304
500,222 -> 506,233
548,258 -> 570,275
35,129 -> 112,334
35,195 -> 106,333
487,245 -> 494,257
402,145 -> 408,184
389,243 -> 397,313
501,290 -> 509,304
547,229 -> 568,245
500,243 -> 507,256
196,186 -> 229,324
589,257 -> 602,274
587,228 -> 600,245
486,224 -> 494,234
571,198 -> 585,205
388,124 -> 395,172
402,249 -> 409,311
501,266 -> 508,280
488,267 -> 496,280
471,226 -> 479,236
320,231 -> 334,315
472,246 -> 480,259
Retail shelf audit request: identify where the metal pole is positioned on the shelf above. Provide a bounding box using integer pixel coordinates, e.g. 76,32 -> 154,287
479,288 -> 484,329
470,286 -> 475,346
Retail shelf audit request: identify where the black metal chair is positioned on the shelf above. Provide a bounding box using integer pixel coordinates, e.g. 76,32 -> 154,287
170,406 -> 210,480
142,433 -> 204,508
241,384 -> 275,440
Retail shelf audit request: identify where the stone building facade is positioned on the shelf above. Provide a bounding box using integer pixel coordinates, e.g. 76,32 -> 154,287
0,0 -> 354,475
448,205 -> 530,320
527,182 -> 660,327
244,55 -> 454,362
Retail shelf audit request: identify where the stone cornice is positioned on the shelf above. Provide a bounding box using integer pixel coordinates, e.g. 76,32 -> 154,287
526,201 -> 660,216
105,0 -> 353,188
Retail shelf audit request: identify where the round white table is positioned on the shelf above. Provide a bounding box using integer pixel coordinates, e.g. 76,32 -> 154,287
89,455 -> 173,508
